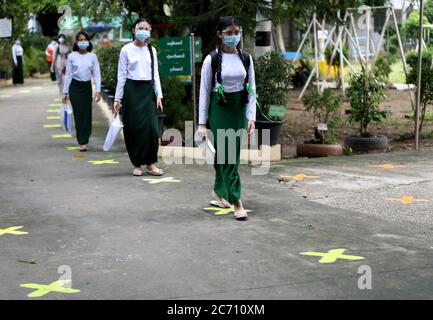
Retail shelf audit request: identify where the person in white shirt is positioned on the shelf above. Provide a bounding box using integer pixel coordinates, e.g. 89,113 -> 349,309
51,34 -> 70,97
12,38 -> 24,85
197,16 -> 256,221
62,31 -> 101,152
45,37 -> 58,81
114,18 -> 164,177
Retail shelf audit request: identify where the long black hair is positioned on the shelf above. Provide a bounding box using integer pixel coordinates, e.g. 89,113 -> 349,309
215,16 -> 247,87
130,18 -> 155,84
72,31 -> 93,52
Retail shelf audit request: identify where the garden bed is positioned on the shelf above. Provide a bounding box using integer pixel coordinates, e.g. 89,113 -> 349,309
280,88 -> 433,158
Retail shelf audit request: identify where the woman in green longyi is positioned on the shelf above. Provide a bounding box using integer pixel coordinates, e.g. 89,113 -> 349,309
113,18 -> 164,177
198,16 -> 257,221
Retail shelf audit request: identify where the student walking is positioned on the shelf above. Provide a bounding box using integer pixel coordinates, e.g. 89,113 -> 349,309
51,34 -> 70,97
45,37 -> 58,81
62,31 -> 101,152
12,38 -> 24,86
113,18 -> 164,177
198,16 -> 256,221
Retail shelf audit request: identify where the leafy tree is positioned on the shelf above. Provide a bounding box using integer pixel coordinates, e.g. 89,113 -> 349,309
406,49 -> 433,134
346,67 -> 390,136
403,10 -> 430,40
302,88 -> 343,144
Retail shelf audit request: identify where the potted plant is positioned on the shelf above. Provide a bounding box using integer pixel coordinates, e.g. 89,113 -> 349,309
297,88 -> 344,157
254,52 -> 293,146
344,67 -> 391,152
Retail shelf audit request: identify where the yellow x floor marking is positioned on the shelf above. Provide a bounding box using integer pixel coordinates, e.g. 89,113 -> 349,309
142,177 -> 180,184
43,124 -> 62,128
20,280 -> 80,298
0,226 -> 28,236
300,248 -> 365,264
46,110 -> 60,113
65,146 -> 80,150
53,98 -> 61,102
0,95 -> 12,98
203,206 -> 252,216
74,153 -> 85,158
52,134 -> 73,139
278,173 -> 320,182
386,196 -> 429,204
20,90 -> 31,93
49,103 -> 63,107
88,160 -> 119,165
47,116 -> 60,120
371,164 -> 406,169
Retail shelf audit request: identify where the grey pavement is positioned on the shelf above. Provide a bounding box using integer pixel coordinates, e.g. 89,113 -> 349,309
1,79 -> 433,300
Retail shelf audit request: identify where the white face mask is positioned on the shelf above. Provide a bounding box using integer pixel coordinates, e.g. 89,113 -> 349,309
16,40 -> 21,45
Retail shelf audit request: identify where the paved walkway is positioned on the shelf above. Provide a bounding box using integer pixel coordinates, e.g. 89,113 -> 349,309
1,79 -> 433,299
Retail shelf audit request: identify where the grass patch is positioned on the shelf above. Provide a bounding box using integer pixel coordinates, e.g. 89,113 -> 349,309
388,61 -> 406,84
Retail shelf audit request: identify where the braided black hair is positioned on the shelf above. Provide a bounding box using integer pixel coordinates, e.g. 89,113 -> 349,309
215,16 -> 242,88
216,38 -> 223,86
215,16 -> 250,103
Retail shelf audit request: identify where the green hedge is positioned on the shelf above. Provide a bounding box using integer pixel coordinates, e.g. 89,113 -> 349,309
0,39 -> 12,76
24,47 -> 47,77
94,45 -> 122,92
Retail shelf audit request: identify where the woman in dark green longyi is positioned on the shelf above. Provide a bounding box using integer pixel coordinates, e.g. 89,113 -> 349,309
62,31 -> 102,152
198,16 -> 257,221
114,18 -> 164,177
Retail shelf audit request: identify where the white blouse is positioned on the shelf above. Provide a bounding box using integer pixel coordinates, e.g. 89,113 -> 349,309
199,51 -> 256,125
114,42 -> 163,100
12,44 -> 24,65
63,52 -> 101,94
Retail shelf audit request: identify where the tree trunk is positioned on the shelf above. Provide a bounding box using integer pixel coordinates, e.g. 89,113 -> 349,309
274,19 -> 286,52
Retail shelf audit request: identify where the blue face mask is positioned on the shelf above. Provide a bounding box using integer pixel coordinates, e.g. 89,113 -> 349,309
59,38 -> 65,44
77,41 -> 89,50
223,35 -> 241,48
135,29 -> 150,42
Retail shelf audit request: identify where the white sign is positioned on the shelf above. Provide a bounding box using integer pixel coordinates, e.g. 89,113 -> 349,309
0,19 -> 12,38
317,123 -> 328,131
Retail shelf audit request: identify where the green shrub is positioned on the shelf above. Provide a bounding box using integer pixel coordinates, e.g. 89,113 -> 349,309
406,49 -> 433,133
94,44 -> 122,92
160,76 -> 193,131
373,55 -> 392,82
302,88 -> 343,144
403,11 -> 430,40
346,67 -> 391,137
254,52 -> 293,121
24,47 -> 47,77
21,32 -> 50,52
0,39 -> 12,75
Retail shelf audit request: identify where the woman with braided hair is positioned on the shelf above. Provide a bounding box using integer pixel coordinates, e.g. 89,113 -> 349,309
198,16 -> 256,221
114,18 -> 164,177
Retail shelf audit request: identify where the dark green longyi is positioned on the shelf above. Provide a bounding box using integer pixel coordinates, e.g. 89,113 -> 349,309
209,91 -> 247,204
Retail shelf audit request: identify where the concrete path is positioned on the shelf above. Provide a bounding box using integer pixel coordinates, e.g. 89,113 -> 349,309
1,79 -> 433,300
